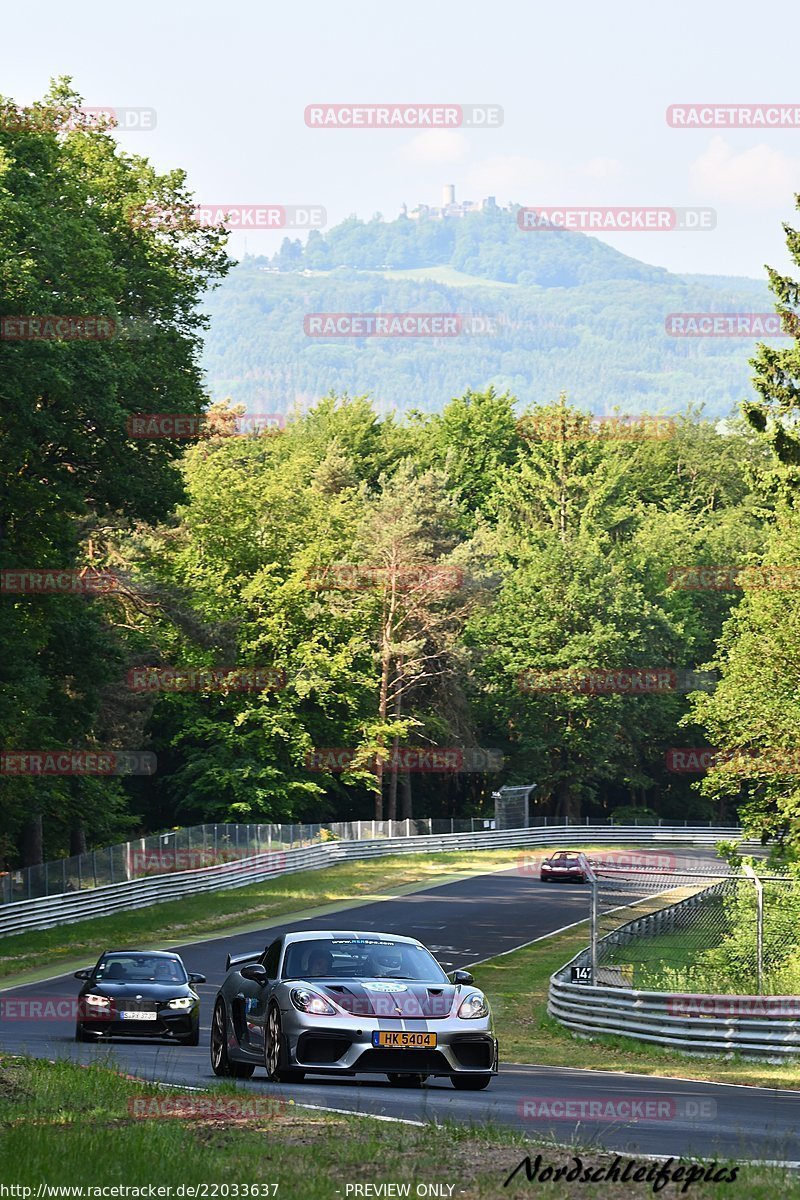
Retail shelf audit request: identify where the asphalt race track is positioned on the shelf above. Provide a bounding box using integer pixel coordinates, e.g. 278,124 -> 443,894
2,847 -> 797,1163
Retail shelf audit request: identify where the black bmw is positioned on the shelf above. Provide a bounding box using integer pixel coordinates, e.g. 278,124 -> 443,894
74,950 -> 205,1045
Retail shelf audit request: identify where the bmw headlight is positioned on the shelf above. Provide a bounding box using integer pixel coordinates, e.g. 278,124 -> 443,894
84,994 -> 111,1008
290,988 -> 336,1016
167,997 -> 194,1009
458,992 -> 489,1019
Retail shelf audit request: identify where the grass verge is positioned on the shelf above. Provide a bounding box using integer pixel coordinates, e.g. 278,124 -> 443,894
473,925 -> 800,1090
0,1054 -> 793,1197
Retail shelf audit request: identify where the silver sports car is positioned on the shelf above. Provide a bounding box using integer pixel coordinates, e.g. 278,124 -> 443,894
210,929 -> 497,1089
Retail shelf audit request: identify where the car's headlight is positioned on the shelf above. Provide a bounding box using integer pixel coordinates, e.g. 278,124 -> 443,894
290,988 -> 336,1015
84,994 -> 111,1008
166,997 -> 194,1010
458,992 -> 489,1019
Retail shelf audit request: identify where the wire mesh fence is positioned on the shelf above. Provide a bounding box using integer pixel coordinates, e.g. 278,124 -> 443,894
588,856 -> 800,995
0,818 -> 501,904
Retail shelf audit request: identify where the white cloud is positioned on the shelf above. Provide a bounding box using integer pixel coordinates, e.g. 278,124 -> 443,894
398,130 -> 470,165
690,136 -> 800,208
462,153 -> 629,205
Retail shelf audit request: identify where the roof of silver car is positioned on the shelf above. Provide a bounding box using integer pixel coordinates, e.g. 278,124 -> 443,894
283,930 -> 421,946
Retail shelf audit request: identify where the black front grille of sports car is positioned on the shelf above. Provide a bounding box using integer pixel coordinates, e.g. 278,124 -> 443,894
296,1033 -> 353,1064
355,1048 -> 449,1073
449,1037 -> 494,1070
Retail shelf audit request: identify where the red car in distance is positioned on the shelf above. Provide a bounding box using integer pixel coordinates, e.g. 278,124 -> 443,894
539,852 -> 590,884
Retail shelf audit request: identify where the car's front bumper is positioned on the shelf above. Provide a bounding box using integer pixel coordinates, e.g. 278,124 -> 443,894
281,1009 -> 497,1076
78,1008 -> 198,1039
540,871 -> 586,883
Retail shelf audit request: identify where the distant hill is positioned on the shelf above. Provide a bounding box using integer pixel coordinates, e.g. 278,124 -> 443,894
200,208 -> 775,418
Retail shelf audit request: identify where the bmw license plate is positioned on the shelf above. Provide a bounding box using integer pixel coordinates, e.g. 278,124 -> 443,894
121,1011 -> 157,1021
372,1031 -> 436,1048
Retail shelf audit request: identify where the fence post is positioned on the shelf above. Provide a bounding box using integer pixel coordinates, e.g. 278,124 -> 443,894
743,864 -> 763,994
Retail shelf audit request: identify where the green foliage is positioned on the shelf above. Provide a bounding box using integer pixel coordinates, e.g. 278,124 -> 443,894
609,806 -> 660,824
0,80 -> 230,861
201,211 -> 773,417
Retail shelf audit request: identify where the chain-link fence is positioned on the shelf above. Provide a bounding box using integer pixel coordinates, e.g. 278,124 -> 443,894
0,818 -> 503,904
587,856 -> 800,995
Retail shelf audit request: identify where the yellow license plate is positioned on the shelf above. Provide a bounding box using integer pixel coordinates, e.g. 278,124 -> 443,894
372,1031 -> 437,1049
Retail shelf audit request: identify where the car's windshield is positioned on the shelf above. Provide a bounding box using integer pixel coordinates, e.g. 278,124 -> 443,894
95,955 -> 187,983
282,938 -> 448,983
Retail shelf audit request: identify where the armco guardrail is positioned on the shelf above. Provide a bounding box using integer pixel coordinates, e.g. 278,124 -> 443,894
0,825 -> 750,938
549,878 -> 800,1058
1,815 -> 736,904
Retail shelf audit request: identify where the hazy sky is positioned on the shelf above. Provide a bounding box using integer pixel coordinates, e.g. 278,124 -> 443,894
3,0 -> 800,280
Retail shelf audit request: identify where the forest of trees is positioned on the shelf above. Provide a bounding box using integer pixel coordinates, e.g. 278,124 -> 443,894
199,212 -> 772,418
4,84 -> 800,869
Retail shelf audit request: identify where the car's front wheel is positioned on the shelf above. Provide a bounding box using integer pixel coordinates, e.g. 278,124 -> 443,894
264,1005 -> 305,1083
386,1074 -> 427,1087
451,1074 -> 492,1090
210,1000 -> 254,1078
74,1023 -> 94,1043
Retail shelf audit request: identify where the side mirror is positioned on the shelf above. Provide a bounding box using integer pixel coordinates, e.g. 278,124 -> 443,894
240,963 -> 268,985
452,969 -> 474,986
74,968 -> 93,981
188,972 -> 206,985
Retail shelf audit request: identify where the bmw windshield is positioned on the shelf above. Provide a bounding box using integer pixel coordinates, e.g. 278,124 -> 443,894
94,955 -> 187,983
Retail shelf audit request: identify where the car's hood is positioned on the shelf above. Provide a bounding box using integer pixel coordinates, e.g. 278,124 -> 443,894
312,979 -> 459,1018
81,982 -> 194,1000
